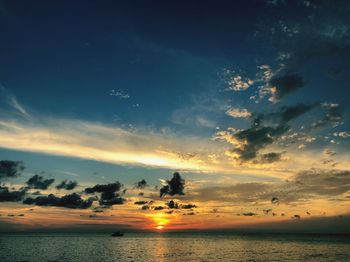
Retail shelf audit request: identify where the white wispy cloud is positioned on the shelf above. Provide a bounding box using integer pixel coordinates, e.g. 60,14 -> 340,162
8,96 -> 32,120
225,108 -> 252,119
0,85 -> 32,120
0,93 -> 348,179
0,117 -> 223,172
109,89 -> 130,99
333,131 -> 350,138
0,114 -> 323,179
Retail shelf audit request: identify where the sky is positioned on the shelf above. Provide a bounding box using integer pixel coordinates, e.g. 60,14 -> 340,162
0,0 -> 349,233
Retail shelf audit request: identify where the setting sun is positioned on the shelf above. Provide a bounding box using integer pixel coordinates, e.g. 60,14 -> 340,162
155,225 -> 164,230
145,212 -> 171,230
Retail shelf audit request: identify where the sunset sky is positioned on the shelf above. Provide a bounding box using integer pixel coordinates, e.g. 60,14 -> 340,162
0,0 -> 349,233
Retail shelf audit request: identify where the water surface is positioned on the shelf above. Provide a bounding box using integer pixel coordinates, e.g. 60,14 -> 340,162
0,233 -> 349,261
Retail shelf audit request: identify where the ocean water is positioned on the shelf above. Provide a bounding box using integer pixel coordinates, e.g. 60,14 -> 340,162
0,233 -> 349,262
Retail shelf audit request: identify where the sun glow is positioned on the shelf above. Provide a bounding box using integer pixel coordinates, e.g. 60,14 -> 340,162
145,212 -> 171,231
155,225 -> 164,230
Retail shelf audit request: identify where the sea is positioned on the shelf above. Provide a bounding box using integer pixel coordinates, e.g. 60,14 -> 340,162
0,233 -> 349,262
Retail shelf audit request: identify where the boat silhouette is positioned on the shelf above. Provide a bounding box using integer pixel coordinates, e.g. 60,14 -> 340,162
111,231 -> 124,237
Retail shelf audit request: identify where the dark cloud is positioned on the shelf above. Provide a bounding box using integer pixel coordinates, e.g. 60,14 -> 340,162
160,172 -> 185,198
0,186 -> 25,202
84,182 -> 125,206
0,160 -> 24,179
141,205 -> 149,210
181,204 -> 197,209
154,206 -> 165,210
269,74 -> 304,101
135,179 -> 147,189
92,209 -> 104,213
85,183 -> 121,194
276,103 -> 315,124
23,193 -> 93,209
27,174 -> 55,190
134,200 -> 148,205
271,197 -> 279,204
258,152 -> 284,163
263,209 -> 273,214
242,212 -> 257,216
221,103 -> 315,162
56,180 -> 78,190
312,103 -> 343,128
183,212 -> 195,216
228,125 -> 288,161
166,200 -> 180,209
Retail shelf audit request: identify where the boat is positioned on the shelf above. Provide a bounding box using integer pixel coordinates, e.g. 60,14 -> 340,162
111,231 -> 124,237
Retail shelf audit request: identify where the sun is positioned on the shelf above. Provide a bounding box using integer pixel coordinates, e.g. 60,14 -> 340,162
155,225 -> 164,230
145,212 -> 170,231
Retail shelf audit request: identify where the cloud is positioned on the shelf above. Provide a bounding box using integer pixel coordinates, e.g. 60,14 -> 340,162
226,73 -> 254,91
172,111 -> 217,128
171,94 -> 227,129
7,96 -> 32,120
109,89 -> 130,99
23,193 -> 93,209
323,148 -> 336,156
333,131 -> 349,138
164,200 -> 196,210
0,117 -> 221,172
84,182 -> 125,206
182,168 -> 350,205
241,66 -> 303,104
183,212 -> 195,216
56,180 -> 78,190
160,172 -> 185,198
258,152 -> 284,163
0,186 -> 25,202
215,103 -> 315,162
135,179 -> 147,189
225,108 -> 252,119
134,200 -> 149,205
274,103 -> 315,123
242,212 -> 257,216
166,200 -> 180,209
181,204 -> 197,209
26,174 -> 55,190
312,103 -> 343,128
217,125 -> 288,161
268,74 -> 304,103
0,114 -> 324,178
183,182 -> 271,203
292,169 -> 350,196
0,85 -> 32,120
271,197 -> 279,204
0,160 -> 24,179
